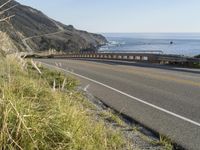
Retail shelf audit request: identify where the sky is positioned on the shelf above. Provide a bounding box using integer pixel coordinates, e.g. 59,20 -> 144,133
16,0 -> 200,33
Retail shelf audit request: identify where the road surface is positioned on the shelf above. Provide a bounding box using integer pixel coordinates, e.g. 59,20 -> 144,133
38,58 -> 200,150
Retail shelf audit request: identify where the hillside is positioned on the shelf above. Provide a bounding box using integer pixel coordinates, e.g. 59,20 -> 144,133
195,55 -> 200,58
0,0 -> 107,52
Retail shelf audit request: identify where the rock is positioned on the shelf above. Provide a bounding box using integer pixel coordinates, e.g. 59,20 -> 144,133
0,0 -> 107,52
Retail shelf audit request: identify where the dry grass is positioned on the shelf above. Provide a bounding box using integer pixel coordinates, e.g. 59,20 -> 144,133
98,109 -> 125,127
0,55 -> 126,150
0,31 -> 18,55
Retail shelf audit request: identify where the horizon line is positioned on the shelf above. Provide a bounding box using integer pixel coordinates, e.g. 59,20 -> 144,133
98,32 -> 200,34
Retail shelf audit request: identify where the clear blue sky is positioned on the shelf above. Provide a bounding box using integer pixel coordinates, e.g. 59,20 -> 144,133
17,0 -> 200,33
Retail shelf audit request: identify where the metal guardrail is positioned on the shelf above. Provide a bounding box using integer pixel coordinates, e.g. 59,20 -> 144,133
25,51 -> 200,65
49,52 -> 200,64
52,53 -> 159,63
98,50 -> 164,54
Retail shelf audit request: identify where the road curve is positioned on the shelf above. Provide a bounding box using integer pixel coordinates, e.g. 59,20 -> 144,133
38,58 -> 200,150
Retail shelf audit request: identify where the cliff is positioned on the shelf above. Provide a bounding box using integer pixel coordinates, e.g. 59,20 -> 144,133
0,0 -> 107,52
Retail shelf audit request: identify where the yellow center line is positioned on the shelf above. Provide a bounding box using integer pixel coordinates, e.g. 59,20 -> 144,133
64,60 -> 200,88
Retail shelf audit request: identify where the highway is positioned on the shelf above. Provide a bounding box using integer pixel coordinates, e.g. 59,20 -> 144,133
38,58 -> 200,150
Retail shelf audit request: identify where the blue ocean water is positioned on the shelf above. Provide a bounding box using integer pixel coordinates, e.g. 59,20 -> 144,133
100,33 -> 200,56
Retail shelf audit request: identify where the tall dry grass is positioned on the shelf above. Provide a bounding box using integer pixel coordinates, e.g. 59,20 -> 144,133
0,31 -> 18,55
0,55 -> 125,150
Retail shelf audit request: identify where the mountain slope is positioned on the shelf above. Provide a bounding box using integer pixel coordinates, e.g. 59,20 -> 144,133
0,0 -> 107,52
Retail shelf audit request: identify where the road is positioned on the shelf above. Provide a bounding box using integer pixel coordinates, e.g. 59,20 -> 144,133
38,58 -> 200,150
22,17 -> 65,52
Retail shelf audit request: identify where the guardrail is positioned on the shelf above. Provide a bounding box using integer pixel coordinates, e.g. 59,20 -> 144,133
52,53 -> 159,63
98,50 -> 164,54
25,51 -> 200,65
48,52 -> 199,64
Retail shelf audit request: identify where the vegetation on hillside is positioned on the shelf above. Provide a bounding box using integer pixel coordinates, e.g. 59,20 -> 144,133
195,54 -> 200,58
0,55 -> 125,149
0,0 -> 107,52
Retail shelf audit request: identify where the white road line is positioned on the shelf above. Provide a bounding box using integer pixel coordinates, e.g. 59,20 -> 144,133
84,84 -> 90,92
41,62 -> 200,127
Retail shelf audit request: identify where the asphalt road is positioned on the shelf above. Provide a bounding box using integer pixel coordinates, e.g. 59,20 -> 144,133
38,58 -> 200,150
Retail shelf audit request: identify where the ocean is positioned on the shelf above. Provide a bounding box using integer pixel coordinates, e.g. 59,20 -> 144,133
100,33 -> 200,57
